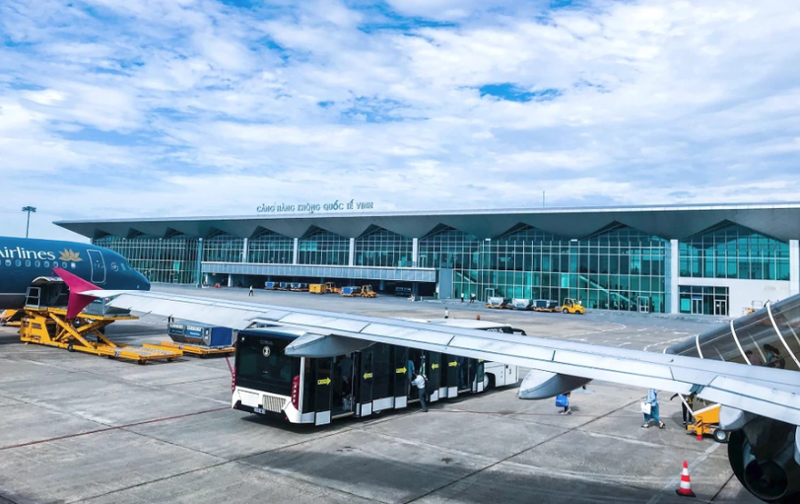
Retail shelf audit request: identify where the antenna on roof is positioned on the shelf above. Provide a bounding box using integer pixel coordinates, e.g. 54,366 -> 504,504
542,191 -> 545,208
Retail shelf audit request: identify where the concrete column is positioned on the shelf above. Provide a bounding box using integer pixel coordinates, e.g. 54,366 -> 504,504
196,238 -> 203,287
242,238 -> 248,263
293,238 -> 299,265
669,239 -> 679,314
349,238 -> 355,266
412,238 -> 419,268
227,275 -> 233,287
791,240 -> 799,296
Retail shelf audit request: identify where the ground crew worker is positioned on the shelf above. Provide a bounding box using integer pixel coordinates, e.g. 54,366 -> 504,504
461,292 -> 465,303
411,373 -> 428,412
248,285 -> 254,297
643,388 -> 665,429
445,308 -> 449,319
670,393 -> 694,425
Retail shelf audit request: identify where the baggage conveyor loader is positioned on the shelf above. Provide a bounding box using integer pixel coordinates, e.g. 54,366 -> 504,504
18,275 -> 182,365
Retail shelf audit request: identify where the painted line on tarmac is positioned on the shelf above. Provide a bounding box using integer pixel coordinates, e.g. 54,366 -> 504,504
0,406 -> 229,452
644,441 -> 721,504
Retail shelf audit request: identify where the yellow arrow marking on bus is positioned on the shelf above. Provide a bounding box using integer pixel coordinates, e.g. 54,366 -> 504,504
431,364 -> 439,370
396,367 -> 407,374
449,361 -> 458,367
363,372 -> 373,379
317,377 -> 331,386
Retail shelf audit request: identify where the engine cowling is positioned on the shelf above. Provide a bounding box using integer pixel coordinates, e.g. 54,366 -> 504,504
728,417 -> 800,503
518,369 -> 592,399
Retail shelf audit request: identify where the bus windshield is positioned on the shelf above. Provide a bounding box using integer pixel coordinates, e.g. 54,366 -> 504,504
235,334 -> 300,396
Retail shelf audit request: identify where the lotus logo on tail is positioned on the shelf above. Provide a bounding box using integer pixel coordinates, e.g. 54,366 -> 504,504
59,249 -> 82,262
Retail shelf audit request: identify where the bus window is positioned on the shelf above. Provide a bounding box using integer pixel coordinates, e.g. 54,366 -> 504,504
235,336 -> 299,397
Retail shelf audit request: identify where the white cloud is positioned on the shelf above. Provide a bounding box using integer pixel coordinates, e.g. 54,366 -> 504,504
1,0 -> 800,239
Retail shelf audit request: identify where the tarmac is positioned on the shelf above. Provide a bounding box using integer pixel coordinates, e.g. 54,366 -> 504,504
0,286 -> 760,503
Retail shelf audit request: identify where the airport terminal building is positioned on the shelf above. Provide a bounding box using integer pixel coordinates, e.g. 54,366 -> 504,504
56,203 -> 800,317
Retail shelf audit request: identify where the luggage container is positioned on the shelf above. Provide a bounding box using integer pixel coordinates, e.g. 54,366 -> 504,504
485,296 -> 510,309
168,322 -> 237,347
511,299 -> 533,310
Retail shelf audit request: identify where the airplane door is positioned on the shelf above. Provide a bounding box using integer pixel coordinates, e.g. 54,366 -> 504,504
357,348 -> 374,417
314,358 -> 333,426
392,346 -> 409,409
87,250 -> 106,284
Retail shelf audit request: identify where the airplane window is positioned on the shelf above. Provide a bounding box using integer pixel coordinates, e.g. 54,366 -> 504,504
35,261 -> 40,267
62,261 -> 68,268
4,259 -> 10,267
15,259 -> 21,267
71,262 -> 76,269
44,261 -> 49,268
25,260 -> 31,267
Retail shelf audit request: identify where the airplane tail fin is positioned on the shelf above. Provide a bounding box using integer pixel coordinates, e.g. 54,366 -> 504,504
53,267 -> 103,318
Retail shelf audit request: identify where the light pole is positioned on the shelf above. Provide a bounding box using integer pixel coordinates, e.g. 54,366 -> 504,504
21,206 -> 37,238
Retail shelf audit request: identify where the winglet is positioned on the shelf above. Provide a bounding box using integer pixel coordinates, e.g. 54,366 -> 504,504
53,267 -> 102,318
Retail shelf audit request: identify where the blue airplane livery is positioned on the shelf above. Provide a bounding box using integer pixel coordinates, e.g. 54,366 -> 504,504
0,236 -> 150,309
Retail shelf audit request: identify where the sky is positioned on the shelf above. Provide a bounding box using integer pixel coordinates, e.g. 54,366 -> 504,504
1,0 -> 800,241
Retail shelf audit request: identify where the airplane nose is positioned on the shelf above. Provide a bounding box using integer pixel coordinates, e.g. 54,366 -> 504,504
139,272 -> 151,291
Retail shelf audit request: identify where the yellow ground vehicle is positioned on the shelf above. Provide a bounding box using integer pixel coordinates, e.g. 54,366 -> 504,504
560,298 -> 586,314
309,282 -> 339,294
20,306 -> 182,364
340,285 -> 377,298
533,300 -> 559,312
0,309 -> 23,327
686,403 -> 729,443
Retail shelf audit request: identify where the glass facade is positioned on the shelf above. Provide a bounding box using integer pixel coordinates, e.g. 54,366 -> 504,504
679,223 -> 790,280
94,235 -> 199,284
354,229 -> 412,268
450,225 -> 668,313
418,227 -> 480,269
248,231 -> 294,264
298,229 -> 349,266
87,215 -> 796,314
203,233 -> 243,263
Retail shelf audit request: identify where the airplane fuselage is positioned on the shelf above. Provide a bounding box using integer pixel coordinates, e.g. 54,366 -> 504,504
0,236 -> 150,309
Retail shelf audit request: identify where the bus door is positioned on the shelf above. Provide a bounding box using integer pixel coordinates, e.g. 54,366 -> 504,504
474,359 -> 486,393
425,351 -> 442,402
356,348 -> 374,417
445,354 -> 459,398
371,344 -> 392,413
457,357 -> 472,393
314,357 -> 333,426
332,354 -> 355,418
392,346 -> 409,408
464,358 -> 478,392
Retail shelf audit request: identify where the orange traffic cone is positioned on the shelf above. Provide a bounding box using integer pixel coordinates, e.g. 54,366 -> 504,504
675,460 -> 696,498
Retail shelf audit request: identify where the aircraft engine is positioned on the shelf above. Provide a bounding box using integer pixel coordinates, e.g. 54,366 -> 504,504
518,369 -> 592,399
728,416 -> 800,503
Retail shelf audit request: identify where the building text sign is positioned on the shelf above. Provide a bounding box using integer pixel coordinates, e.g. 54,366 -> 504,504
257,199 -> 374,214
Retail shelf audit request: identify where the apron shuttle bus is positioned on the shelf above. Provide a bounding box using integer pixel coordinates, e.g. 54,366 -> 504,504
232,320 -> 521,425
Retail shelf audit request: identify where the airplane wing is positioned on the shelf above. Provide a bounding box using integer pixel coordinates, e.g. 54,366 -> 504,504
84,288 -> 800,427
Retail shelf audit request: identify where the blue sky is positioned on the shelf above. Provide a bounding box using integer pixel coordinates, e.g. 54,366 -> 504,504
1,0 -> 800,240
